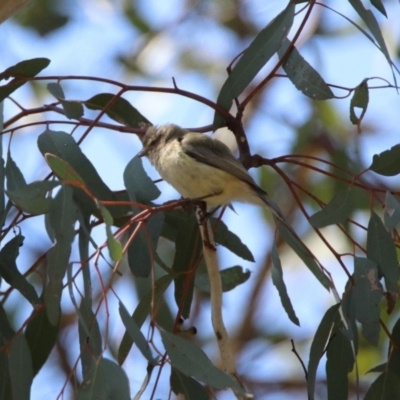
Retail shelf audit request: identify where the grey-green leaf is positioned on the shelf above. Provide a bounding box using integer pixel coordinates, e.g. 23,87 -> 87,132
364,371 -> 400,400
307,304 -> 341,400
278,38 -> 334,100
195,265 -> 251,293
119,301 -> 157,364
77,357 -> 130,400
160,329 -> 243,393
353,257 -> 383,346
171,367 -> 209,400
350,80 -> 369,128
213,3 -> 295,129
271,243 -> 300,326
369,145 -> 400,176
0,234 -> 40,306
367,212 -> 399,294
384,192 -> 400,230
84,93 -> 151,128
6,152 -> 26,191
310,189 -> 354,228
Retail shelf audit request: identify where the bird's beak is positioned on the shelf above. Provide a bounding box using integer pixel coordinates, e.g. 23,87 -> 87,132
137,148 -> 147,157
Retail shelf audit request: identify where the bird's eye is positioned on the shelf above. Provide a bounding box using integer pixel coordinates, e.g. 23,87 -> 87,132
177,136 -> 183,143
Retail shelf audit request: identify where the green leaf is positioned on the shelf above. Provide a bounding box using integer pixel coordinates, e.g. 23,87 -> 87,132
369,145 -> 400,176
271,243 -> 300,326
353,257 -> 383,345
370,0 -> 387,17
25,305 -> 59,377
0,58 -> 50,101
97,202 -> 123,262
367,212 -> 399,294
77,358 -> 130,400
0,103 -> 5,224
350,80 -> 369,129
45,153 -> 86,184
160,329 -> 244,393
6,152 -> 26,191
118,274 -> 173,365
384,192 -> 400,230
173,214 -> 202,318
307,304 -> 341,400
213,3 -> 295,128
364,371 -> 400,400
44,186 -> 78,325
195,265 -> 251,293
0,234 -> 40,306
47,82 -> 84,119
212,218 -> 255,262
310,189 -> 354,228
6,180 -> 60,215
278,38 -> 334,100
8,334 -> 33,400
171,367 -> 209,400
78,300 -> 103,377
326,330 -> 354,400
38,130 -> 124,217
123,155 -> 160,203
119,301 -> 157,364
84,93 -> 151,128
348,0 -> 396,84
277,222 -> 331,289
127,212 -> 164,277
388,317 -> 400,377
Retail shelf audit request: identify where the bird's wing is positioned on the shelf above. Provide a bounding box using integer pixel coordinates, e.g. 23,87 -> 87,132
181,133 -> 266,196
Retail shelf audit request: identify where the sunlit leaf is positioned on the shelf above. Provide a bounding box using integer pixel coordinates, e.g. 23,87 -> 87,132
278,38 -> 334,100
45,153 -> 86,184
271,243 -> 300,326
369,145 -> 400,176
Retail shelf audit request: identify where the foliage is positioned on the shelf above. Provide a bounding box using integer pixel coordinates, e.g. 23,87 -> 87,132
1,1 -> 400,399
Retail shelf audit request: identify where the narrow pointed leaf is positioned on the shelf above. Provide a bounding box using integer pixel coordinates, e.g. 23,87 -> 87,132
84,93 -> 150,128
326,330 -> 354,400
367,212 -> 399,295
47,82 -> 83,119
384,192 -> 400,230
212,218 -> 254,262
6,152 -> 26,191
350,80 -> 369,130
161,329 -> 243,393
171,367 -> 209,400
119,302 -> 157,364
0,234 -> 40,306
271,243 -> 300,326
45,153 -> 86,185
195,265 -> 251,293
307,304 -> 341,400
353,257 -> 383,345
278,38 -> 334,100
213,3 -> 295,128
0,58 -> 50,101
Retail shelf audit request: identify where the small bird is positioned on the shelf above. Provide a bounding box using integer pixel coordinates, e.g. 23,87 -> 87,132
138,124 -> 284,217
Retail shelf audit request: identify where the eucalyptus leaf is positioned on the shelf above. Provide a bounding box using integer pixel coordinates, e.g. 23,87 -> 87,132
369,145 -> 400,176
